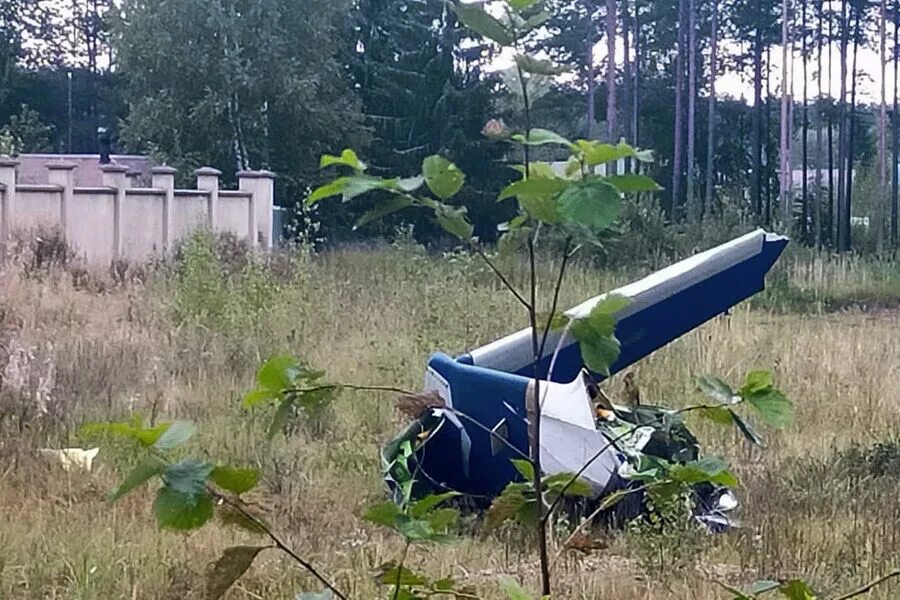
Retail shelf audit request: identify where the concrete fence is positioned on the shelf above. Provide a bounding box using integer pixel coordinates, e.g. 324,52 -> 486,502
0,157 -> 274,265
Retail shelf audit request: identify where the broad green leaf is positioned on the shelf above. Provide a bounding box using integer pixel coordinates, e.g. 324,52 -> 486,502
163,459 -> 213,499
423,156 -> 465,200
498,177 -> 566,223
243,388 -> 277,408
396,517 -> 440,541
671,457 -> 739,488
514,54 -> 567,76
508,0 -> 540,11
508,162 -> 559,179
536,311 -> 570,332
354,196 -> 414,230
518,195 -> 561,225
307,178 -> 348,204
434,203 -> 473,240
511,458 -> 535,481
605,173 -> 662,193
267,397 -> 295,440
433,577 -> 455,591
512,128 -> 573,147
410,492 -> 459,518
697,375 -> 735,404
211,466 -> 260,495
741,370 -> 774,396
557,179 -> 621,230
498,177 -> 567,202
746,389 -> 794,428
578,334 -> 621,375
154,487 -> 215,530
134,422 -> 173,446
320,149 -> 365,172
378,565 -> 428,586
424,507 -> 459,532
82,420 -> 171,447
570,294 -> 629,375
205,545 -> 268,600
696,405 -> 734,425
778,580 -> 817,600
363,501 -> 403,528
522,10 -> 551,29
730,409 -> 766,446
452,3 -> 514,45
575,139 -> 638,166
108,456 -> 166,503
544,472 -> 593,497
153,421 -> 195,451
308,175 -> 397,204
257,355 -> 302,390
485,482 -> 531,530
499,578 -> 533,600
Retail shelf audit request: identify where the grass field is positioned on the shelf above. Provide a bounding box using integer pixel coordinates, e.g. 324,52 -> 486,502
2,233 -> 900,599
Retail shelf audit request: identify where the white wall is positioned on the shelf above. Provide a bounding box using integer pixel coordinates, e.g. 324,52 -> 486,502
0,160 -> 274,265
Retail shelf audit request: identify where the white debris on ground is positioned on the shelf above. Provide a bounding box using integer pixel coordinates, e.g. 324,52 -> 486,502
36,447 -> 100,472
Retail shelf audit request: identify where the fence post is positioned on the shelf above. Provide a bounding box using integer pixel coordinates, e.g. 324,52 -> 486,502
238,169 -> 275,248
47,161 -> 77,239
101,163 -> 129,259
0,157 -> 17,244
152,165 -> 177,253
195,167 -> 221,232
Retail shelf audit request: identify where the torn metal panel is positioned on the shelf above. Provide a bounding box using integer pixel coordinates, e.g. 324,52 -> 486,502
383,229 -> 788,524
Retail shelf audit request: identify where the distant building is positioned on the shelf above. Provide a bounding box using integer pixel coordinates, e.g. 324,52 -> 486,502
15,153 -> 153,187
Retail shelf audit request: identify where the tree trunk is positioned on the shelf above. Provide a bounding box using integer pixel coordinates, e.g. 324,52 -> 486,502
879,0 -> 888,250
606,0 -> 617,140
751,0 -> 764,218
587,36 -> 596,139
686,0 -> 698,221
705,2 -> 718,214
779,0 -> 791,227
841,10 -> 860,252
837,0 -> 848,248
893,0 -> 899,245
623,0 -> 632,148
828,5 -> 835,247
766,47 -> 773,223
633,0 -> 640,145
815,0 -> 824,249
801,0 -> 809,241
672,0 -> 686,217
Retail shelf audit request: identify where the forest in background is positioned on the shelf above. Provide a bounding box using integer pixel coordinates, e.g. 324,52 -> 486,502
2,0 -> 899,251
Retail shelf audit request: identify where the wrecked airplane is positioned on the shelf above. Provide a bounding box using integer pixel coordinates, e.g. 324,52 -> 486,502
384,229 -> 789,528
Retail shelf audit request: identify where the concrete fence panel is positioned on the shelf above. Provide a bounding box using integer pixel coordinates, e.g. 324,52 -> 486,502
0,157 -> 276,265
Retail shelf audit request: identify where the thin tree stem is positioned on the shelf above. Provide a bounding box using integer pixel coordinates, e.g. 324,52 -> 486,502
834,570 -> 900,600
526,236 -> 551,595
474,247 -> 531,311
537,237 -> 574,362
215,494 -> 350,600
391,541 -> 411,600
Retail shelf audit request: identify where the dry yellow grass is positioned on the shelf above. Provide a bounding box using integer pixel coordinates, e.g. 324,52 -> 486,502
1,239 -> 900,599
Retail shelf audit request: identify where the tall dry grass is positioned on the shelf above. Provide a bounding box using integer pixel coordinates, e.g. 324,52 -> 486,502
1,233 -> 900,599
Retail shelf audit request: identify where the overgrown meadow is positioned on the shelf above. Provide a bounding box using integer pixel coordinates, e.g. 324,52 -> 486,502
1,231 -> 900,598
